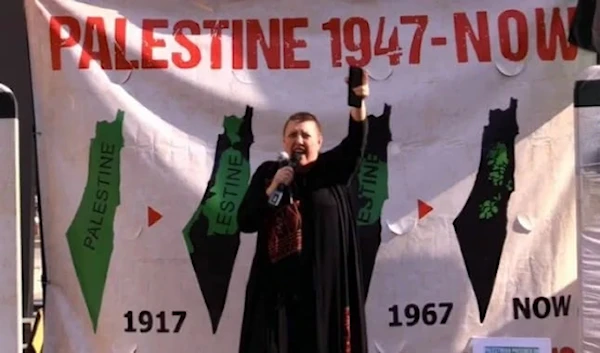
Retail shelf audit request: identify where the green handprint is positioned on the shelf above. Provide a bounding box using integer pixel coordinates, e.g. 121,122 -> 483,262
488,170 -> 503,186
506,180 -> 513,192
487,143 -> 508,186
479,200 -> 496,220
478,194 -> 501,220
478,143 -> 513,220
487,143 -> 508,167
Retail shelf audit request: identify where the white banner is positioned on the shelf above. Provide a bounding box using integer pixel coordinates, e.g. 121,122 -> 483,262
24,0 -> 590,351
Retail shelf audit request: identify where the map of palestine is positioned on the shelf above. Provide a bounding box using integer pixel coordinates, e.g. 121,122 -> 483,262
66,110 -> 124,332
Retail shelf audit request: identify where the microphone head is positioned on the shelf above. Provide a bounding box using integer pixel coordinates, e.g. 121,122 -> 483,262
277,151 -> 291,167
290,152 -> 303,167
278,151 -> 290,161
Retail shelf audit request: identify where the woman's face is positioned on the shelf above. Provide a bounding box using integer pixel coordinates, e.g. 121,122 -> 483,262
283,120 -> 323,166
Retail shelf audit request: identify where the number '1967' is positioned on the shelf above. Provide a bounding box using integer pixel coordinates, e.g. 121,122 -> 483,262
388,302 -> 453,327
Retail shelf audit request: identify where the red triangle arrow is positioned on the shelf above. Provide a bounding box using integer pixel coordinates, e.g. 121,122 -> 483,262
418,200 -> 433,219
148,207 -> 163,227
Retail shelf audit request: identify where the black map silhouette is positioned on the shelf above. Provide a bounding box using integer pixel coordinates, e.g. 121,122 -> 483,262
453,98 -> 519,323
352,104 -> 392,298
184,106 -> 254,333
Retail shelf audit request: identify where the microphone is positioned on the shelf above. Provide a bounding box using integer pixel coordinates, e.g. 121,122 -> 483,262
289,151 -> 302,168
277,151 -> 290,165
268,151 -> 301,207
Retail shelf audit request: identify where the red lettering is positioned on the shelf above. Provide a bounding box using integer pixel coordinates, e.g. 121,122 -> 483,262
141,19 -> 169,69
247,19 -> 281,69
49,16 -> 81,71
232,20 -> 244,69
172,20 -> 201,69
79,17 -> 112,70
343,17 -> 371,67
322,17 -> 343,67
204,20 -> 229,69
282,18 -> 309,69
535,7 -> 578,61
552,347 -> 575,353
400,15 -> 429,64
498,10 -> 528,61
454,12 -> 492,63
114,18 -> 138,69
374,17 -> 400,66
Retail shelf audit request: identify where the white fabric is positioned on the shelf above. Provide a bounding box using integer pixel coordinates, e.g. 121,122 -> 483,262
23,0 -> 592,351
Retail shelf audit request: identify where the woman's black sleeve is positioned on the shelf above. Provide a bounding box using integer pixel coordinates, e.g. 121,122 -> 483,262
237,161 -> 275,233
319,117 -> 368,184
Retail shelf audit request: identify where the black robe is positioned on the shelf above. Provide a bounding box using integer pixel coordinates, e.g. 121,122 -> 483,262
237,117 -> 369,353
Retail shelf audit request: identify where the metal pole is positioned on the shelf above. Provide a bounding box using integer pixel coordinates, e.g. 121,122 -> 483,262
0,0 -> 38,318
0,85 -> 23,352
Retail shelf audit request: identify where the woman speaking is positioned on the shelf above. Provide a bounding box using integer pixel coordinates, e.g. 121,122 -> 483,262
237,73 -> 370,353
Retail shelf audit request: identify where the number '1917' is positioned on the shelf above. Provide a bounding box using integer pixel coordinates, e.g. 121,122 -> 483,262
388,302 -> 453,327
124,310 -> 187,333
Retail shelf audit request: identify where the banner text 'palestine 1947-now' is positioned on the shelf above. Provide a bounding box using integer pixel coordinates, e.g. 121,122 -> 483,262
49,7 -> 577,71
